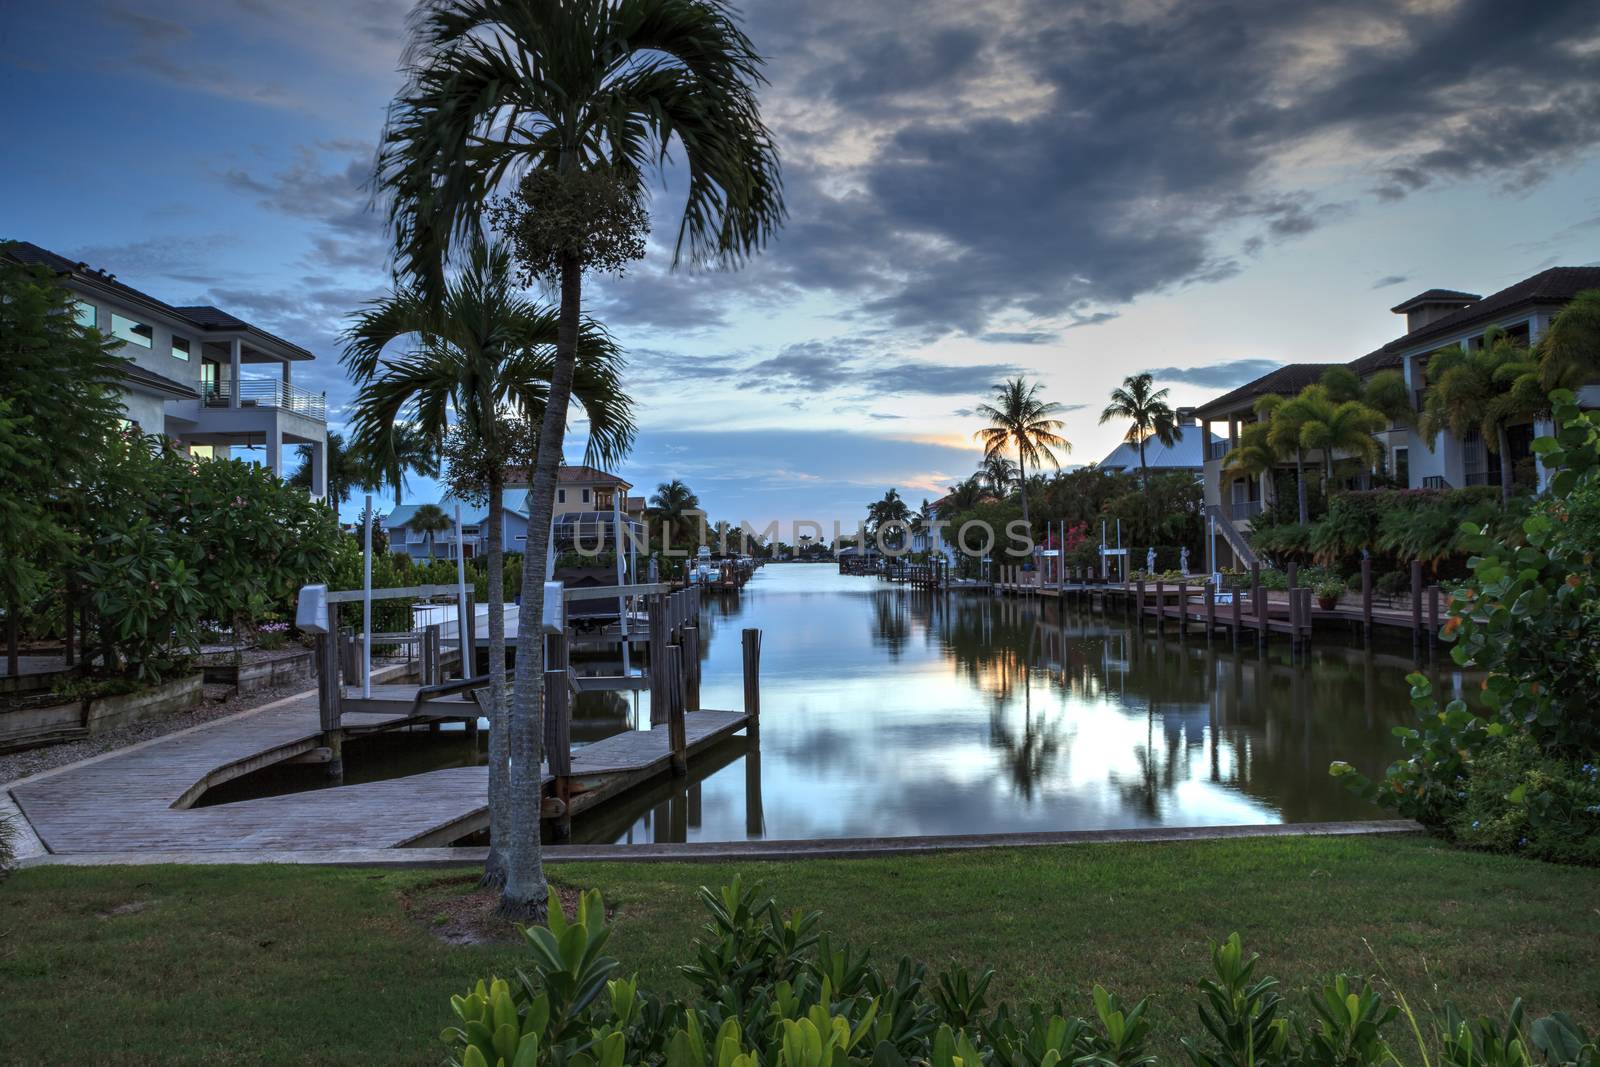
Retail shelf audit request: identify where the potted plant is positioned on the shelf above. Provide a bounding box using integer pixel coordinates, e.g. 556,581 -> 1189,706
1314,577 -> 1344,611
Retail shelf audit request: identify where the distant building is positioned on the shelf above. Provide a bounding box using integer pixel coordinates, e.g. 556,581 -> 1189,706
1096,407 -> 1225,476
4,240 -> 330,496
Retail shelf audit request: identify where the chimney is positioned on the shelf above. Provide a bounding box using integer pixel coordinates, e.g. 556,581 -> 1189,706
1175,406 -> 1197,427
1390,288 -> 1480,333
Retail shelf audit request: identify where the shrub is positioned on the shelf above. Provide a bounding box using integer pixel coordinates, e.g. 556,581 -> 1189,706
1447,735 -> 1600,865
442,879 -> 1598,1067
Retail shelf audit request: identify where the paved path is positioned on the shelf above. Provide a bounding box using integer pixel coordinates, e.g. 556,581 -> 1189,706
6,683 -> 747,854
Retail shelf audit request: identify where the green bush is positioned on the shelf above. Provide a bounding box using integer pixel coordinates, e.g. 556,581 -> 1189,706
442,879 -> 1598,1067
1447,735 -> 1600,865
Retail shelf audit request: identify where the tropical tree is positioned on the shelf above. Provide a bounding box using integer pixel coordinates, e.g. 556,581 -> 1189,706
366,423 -> 444,507
1099,372 -> 1180,487
978,454 -> 1018,498
939,476 -> 985,517
1293,388 -> 1387,487
376,0 -> 783,919
290,430 -> 372,506
1539,288 -> 1600,389
974,377 -> 1070,528
408,503 -> 453,560
342,236 -> 633,886
1221,420 -> 1277,510
1421,328 -> 1544,503
649,480 -> 701,550
866,488 -> 911,548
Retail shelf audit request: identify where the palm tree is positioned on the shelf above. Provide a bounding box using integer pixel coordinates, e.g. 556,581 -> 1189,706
290,430 -> 370,506
1099,372 -> 1180,487
408,503 -> 453,561
376,0 -> 782,918
1257,393 -> 1311,524
1295,389 -> 1387,487
649,480 -> 701,550
1540,288 -> 1600,390
974,377 -> 1070,528
1221,420 -> 1276,512
866,488 -> 911,548
1420,328 -> 1543,503
342,236 -> 633,888
940,476 -> 984,517
367,423 -> 444,507
978,455 -> 1018,498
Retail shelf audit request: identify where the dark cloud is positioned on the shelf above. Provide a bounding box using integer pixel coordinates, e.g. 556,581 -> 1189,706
1144,359 -> 1284,389
735,0 -> 1600,340
1371,274 -> 1409,290
978,331 -> 1059,345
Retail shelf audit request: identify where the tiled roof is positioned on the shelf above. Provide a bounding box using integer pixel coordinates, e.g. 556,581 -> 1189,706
121,362 -> 200,400
1193,363 -> 1339,419
504,463 -> 631,488
3,241 -> 314,360
1388,288 -> 1480,314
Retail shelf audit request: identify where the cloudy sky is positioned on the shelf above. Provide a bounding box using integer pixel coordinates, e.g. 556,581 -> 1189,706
4,0 -> 1599,531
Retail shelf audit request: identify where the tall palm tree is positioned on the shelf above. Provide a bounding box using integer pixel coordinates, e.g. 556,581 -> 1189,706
648,479 -> 701,550
342,236 -> 633,887
1540,288 -> 1600,390
1295,389 -> 1387,487
376,0 -> 782,918
1221,420 -> 1276,512
1099,372 -> 1180,487
1420,329 -> 1543,503
974,377 -> 1070,528
866,488 -> 911,548
408,503 -> 453,561
368,423 -> 444,507
941,476 -> 985,516
1257,392 -> 1310,524
290,430 -> 370,506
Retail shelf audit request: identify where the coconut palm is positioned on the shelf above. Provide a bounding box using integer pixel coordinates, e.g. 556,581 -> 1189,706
1420,328 -> 1543,503
1256,393 -> 1310,525
974,378 -> 1070,528
1099,372 -> 1180,487
1540,288 -> 1600,390
866,488 -> 911,548
342,235 -> 633,887
1221,420 -> 1276,512
978,455 -> 1018,498
289,430 -> 370,506
408,503 -> 453,560
940,476 -> 985,517
376,0 -> 783,917
1295,389 -> 1387,487
648,479 -> 701,549
367,423 -> 444,507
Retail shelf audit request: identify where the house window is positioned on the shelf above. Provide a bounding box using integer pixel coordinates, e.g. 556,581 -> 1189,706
557,489 -> 566,503
172,336 -> 191,361
582,488 -> 591,503
189,444 -> 214,461
111,313 -> 153,348
1393,447 -> 1409,487
73,299 -> 97,329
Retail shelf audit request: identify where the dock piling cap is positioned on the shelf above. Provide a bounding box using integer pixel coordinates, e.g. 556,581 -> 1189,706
296,584 -> 329,634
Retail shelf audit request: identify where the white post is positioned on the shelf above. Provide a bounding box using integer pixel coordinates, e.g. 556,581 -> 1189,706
454,503 -> 469,664
613,494 -> 630,674
362,494 -> 373,698
228,338 -> 242,409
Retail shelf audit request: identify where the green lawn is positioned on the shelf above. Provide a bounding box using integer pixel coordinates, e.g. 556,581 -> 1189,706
2,835 -> 1598,1066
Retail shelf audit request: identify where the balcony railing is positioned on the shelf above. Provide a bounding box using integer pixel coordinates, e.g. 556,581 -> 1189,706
1206,440 -> 1231,461
203,379 -> 327,421
1228,499 -> 1264,519
1413,387 -> 1427,412
1421,475 -> 1452,490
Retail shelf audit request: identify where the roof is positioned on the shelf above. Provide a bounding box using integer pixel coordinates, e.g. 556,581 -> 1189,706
3,241 -> 314,361
504,463 -> 631,489
1389,288 -> 1480,314
1193,363 -> 1338,419
1098,426 -> 1225,471
121,362 -> 200,400
1390,267 -> 1600,352
385,489 -> 533,530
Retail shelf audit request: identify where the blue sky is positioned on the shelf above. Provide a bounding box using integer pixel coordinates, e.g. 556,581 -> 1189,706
4,0 -> 1599,532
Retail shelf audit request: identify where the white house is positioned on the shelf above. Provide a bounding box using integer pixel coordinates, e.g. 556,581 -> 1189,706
6,241 -> 330,496
1096,407 -> 1225,476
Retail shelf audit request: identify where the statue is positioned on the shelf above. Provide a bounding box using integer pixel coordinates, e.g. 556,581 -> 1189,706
1180,546 -> 1190,575
1146,546 -> 1156,574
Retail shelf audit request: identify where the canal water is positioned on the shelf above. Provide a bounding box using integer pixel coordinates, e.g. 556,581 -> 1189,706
201,563 -> 1436,843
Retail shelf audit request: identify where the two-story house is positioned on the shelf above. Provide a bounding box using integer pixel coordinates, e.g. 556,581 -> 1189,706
1195,265 -> 1600,571
6,241 -> 329,496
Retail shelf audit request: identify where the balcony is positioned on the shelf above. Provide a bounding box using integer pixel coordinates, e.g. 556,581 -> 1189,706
1206,440 -> 1231,461
204,379 -> 326,421
1228,499 -> 1264,520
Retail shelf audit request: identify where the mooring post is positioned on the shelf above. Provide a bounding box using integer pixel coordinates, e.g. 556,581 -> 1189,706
1254,562 -> 1268,649
321,601 -> 343,779
667,644 -> 687,774
1361,558 -> 1373,645
649,593 -> 668,725
682,622 -> 701,710
742,627 -> 762,742
1230,576 -> 1242,645
1410,560 -> 1424,652
1177,578 -> 1189,635
1205,583 -> 1216,640
543,666 -> 572,840
463,591 -> 477,678
1428,585 -> 1440,656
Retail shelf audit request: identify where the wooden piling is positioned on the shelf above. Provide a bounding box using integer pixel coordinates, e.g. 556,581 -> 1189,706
1205,583 -> 1216,639
543,666 -> 571,840
1254,563 -> 1268,647
463,592 -> 476,677
1361,558 -> 1373,644
742,628 -> 762,742
682,623 -> 701,710
1428,585 -> 1440,655
320,602 -> 343,779
1230,576 -> 1241,643
649,594 -> 668,726
1154,579 -> 1164,631
1136,578 -> 1146,618
1410,560 -> 1424,649
667,645 -> 687,774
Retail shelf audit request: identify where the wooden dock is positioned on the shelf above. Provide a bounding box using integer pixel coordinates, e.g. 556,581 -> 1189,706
6,688 -> 750,854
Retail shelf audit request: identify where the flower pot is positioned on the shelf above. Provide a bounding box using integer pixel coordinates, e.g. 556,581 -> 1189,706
1317,595 -> 1337,611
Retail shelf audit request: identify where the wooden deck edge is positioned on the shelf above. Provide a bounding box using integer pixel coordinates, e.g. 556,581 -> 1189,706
14,820 -> 1423,869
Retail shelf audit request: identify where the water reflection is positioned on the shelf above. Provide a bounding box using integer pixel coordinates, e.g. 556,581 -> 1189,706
574,564 -> 1436,844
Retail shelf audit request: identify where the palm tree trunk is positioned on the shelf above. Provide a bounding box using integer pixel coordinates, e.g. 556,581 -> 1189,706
504,251 -> 582,918
1497,425 -> 1514,504
1016,441 -> 1029,528
482,471 -> 508,888
1294,450 -> 1308,525
1138,437 -> 1148,491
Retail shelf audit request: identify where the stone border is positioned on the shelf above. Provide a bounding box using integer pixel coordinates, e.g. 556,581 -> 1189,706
15,819 -> 1422,870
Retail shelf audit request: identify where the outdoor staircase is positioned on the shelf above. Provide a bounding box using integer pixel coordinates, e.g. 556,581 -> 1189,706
1205,504 -> 1258,569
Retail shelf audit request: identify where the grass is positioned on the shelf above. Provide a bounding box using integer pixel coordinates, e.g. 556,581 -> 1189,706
1,835 -> 1598,1065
